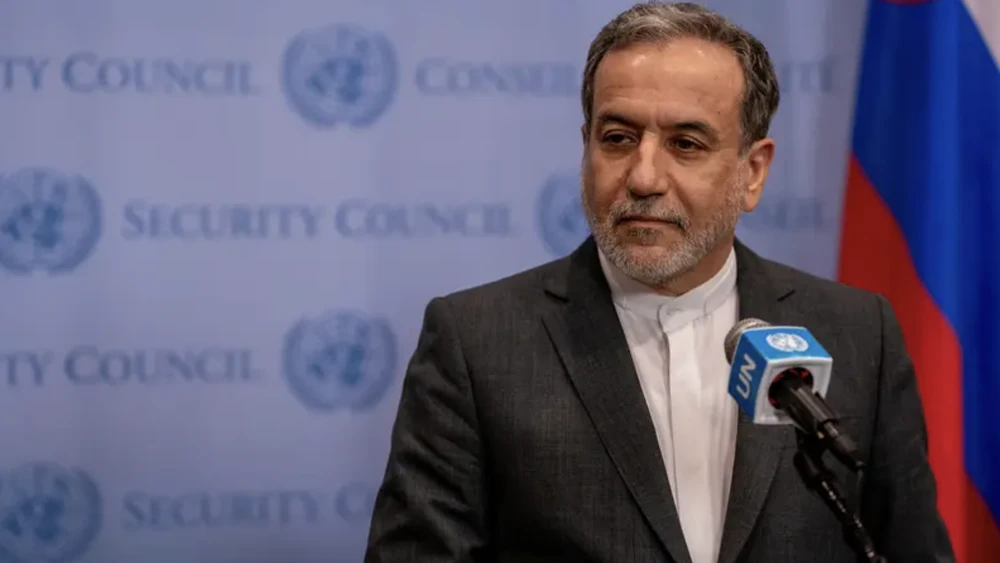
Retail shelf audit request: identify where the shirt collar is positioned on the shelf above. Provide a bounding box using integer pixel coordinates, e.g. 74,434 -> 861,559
599,245 -> 737,329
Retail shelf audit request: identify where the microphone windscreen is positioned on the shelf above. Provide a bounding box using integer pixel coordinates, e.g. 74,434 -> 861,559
724,317 -> 771,363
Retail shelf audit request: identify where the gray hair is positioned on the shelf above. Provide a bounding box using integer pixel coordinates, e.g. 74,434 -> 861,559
581,1 -> 780,150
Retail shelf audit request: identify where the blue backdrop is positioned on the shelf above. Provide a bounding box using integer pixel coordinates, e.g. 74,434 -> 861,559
0,1 -> 867,561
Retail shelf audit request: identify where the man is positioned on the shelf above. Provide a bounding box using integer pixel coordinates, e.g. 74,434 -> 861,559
364,2 -> 955,562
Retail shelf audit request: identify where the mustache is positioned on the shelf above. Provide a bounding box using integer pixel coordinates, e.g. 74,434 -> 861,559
608,202 -> 690,231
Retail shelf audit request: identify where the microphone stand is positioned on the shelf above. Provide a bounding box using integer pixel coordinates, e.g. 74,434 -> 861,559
793,431 -> 887,563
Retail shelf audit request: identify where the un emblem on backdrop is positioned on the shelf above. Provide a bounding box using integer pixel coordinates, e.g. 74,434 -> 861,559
0,462 -> 102,562
283,310 -> 398,412
0,167 -> 102,274
537,173 -> 590,257
281,24 -> 398,129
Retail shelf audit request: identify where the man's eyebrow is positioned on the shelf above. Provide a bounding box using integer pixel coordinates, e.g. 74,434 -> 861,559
595,112 -> 722,143
595,112 -> 641,129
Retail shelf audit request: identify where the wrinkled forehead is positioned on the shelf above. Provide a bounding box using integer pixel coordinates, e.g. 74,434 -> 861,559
591,39 -> 745,135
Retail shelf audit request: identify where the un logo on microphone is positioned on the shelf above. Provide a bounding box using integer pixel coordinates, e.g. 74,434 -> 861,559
0,462 -> 103,563
283,310 -> 398,412
281,24 -> 398,129
537,173 -> 590,258
766,332 -> 810,353
0,167 -> 102,275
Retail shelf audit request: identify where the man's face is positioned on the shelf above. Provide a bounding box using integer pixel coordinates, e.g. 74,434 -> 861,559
581,37 -> 772,289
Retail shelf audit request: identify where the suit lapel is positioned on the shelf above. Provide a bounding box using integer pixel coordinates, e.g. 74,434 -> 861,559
539,238 -> 797,563
717,240 -> 797,563
541,238 -> 693,563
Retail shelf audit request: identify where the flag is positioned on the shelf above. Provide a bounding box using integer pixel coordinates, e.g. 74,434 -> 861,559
838,0 -> 1000,560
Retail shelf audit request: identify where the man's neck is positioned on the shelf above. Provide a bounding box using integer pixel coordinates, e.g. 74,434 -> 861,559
649,235 -> 737,296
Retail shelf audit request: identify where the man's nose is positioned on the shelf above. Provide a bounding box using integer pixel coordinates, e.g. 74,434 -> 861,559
626,135 -> 668,198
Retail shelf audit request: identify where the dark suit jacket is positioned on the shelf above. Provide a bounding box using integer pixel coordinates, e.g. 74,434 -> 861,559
364,238 -> 955,562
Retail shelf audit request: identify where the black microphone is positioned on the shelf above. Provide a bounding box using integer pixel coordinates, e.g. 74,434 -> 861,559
724,318 -> 864,472
725,319 -> 886,562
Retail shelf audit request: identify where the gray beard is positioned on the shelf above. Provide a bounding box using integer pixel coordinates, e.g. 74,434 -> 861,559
581,172 -> 746,288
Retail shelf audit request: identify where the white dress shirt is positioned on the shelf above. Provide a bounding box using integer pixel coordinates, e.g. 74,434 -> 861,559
598,247 -> 740,563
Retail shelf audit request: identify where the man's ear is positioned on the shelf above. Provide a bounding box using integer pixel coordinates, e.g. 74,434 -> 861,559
741,138 -> 776,212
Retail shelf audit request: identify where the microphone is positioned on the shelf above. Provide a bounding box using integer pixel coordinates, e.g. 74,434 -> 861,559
724,318 -> 863,472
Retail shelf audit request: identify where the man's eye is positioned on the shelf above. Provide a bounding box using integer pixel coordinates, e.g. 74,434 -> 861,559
672,138 -> 701,151
602,133 -> 633,144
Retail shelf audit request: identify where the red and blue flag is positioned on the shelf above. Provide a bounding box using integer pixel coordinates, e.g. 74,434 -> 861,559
838,0 -> 1000,560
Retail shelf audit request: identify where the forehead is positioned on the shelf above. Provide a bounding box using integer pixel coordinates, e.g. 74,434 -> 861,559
591,37 -> 745,131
